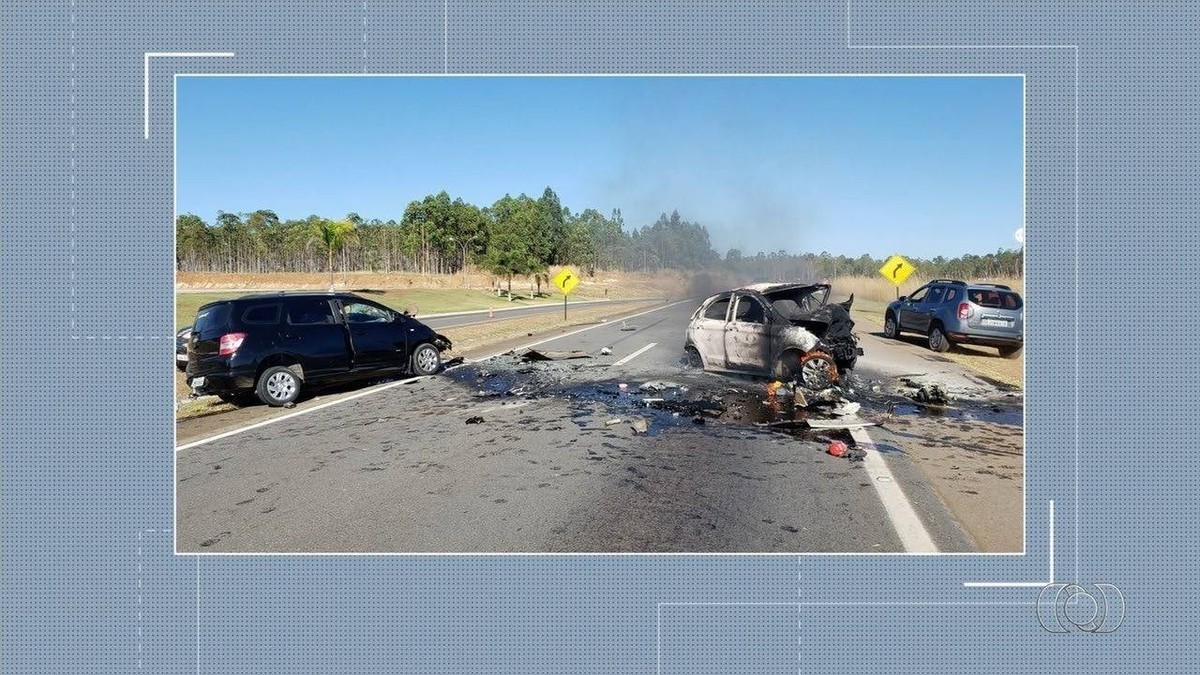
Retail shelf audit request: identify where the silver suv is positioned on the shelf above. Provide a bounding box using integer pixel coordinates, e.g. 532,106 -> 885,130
883,280 -> 1023,358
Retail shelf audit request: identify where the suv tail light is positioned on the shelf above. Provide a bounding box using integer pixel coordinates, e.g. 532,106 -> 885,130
218,332 -> 246,356
957,302 -> 973,320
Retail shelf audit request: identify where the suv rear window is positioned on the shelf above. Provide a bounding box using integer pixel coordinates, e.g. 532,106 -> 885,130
969,288 -> 1023,310
193,302 -> 230,335
241,303 -> 281,325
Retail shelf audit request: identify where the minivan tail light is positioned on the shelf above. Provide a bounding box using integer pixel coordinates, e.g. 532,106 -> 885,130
957,302 -> 973,320
218,332 -> 246,356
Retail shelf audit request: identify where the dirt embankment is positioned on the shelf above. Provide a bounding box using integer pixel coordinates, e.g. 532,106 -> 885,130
177,269 -> 705,302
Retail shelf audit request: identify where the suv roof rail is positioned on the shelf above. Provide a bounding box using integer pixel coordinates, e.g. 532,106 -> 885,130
928,278 -> 965,285
971,283 -> 1012,290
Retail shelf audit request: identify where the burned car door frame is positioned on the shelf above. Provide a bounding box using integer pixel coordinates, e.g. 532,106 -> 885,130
724,293 -> 772,372
689,293 -> 733,369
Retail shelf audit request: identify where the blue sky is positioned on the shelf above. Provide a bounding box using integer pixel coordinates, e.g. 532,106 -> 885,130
177,76 -> 1022,259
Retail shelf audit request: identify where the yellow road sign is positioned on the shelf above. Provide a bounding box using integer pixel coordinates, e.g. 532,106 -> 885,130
552,267 -> 580,295
879,254 -> 916,286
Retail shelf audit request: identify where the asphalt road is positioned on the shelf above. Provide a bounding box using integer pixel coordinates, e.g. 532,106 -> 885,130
176,300 -> 1021,553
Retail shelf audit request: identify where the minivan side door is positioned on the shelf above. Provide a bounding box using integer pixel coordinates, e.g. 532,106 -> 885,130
281,297 -> 352,380
339,299 -> 407,372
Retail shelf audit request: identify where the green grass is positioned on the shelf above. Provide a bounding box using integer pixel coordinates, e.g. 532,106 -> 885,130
175,289 -> 566,329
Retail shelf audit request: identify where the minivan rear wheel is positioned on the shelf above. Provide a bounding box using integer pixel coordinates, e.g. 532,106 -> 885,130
256,365 -> 301,406
410,343 -> 442,376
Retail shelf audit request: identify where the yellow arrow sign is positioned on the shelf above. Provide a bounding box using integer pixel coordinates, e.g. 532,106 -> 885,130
879,254 -> 916,286
552,267 -> 580,295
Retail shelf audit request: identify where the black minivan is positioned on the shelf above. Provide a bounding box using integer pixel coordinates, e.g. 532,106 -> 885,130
185,292 -> 452,406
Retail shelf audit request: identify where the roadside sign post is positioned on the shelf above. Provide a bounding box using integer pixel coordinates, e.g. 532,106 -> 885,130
552,267 -> 580,319
878,254 -> 916,299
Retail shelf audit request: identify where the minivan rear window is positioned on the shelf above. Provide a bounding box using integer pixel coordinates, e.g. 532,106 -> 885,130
193,302 -> 231,334
969,288 -> 1023,310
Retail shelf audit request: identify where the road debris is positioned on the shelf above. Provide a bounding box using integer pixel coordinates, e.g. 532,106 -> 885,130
465,416 -> 484,424
630,417 -> 649,434
599,346 -> 613,355
639,380 -> 682,393
442,356 -> 465,368
805,418 -> 878,430
604,418 -> 623,426
830,401 -> 862,417
521,349 -> 592,362
910,383 -> 951,405
620,321 -> 638,331
828,440 -> 848,457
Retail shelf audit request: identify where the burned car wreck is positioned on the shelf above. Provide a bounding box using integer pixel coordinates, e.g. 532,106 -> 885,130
684,283 -> 863,389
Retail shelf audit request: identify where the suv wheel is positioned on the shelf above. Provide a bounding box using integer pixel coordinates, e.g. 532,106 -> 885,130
256,365 -> 301,406
410,343 -> 441,376
928,325 -> 952,353
883,312 -> 900,339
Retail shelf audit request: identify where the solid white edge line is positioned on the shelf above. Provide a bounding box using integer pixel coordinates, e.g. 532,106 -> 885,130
176,300 -> 689,452
848,424 -> 938,553
175,375 -> 423,452
612,342 -> 657,366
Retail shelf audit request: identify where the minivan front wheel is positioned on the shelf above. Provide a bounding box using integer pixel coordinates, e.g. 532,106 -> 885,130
256,366 -> 301,406
410,343 -> 442,376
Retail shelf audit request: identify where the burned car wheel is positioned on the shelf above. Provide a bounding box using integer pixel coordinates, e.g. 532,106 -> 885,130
798,351 -> 839,389
410,343 -> 442,376
883,312 -> 900,339
256,366 -> 301,406
928,325 -> 952,353
684,345 -> 703,368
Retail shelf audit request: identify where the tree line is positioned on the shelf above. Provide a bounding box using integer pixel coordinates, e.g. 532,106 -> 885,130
176,186 -> 1023,290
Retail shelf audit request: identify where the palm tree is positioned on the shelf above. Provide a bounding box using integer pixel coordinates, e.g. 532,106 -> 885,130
308,218 -> 357,290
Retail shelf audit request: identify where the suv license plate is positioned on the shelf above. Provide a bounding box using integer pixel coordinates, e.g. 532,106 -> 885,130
981,318 -> 1009,328
191,377 -> 206,388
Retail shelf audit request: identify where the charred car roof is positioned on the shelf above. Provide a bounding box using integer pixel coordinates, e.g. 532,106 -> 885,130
736,282 -> 830,294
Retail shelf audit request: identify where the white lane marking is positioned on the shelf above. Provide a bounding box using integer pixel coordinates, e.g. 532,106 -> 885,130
177,300 -> 692,452
847,425 -> 938,553
175,376 -> 424,452
612,342 -> 658,367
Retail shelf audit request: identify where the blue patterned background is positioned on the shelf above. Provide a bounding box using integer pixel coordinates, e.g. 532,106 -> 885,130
2,1 -> 1192,672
